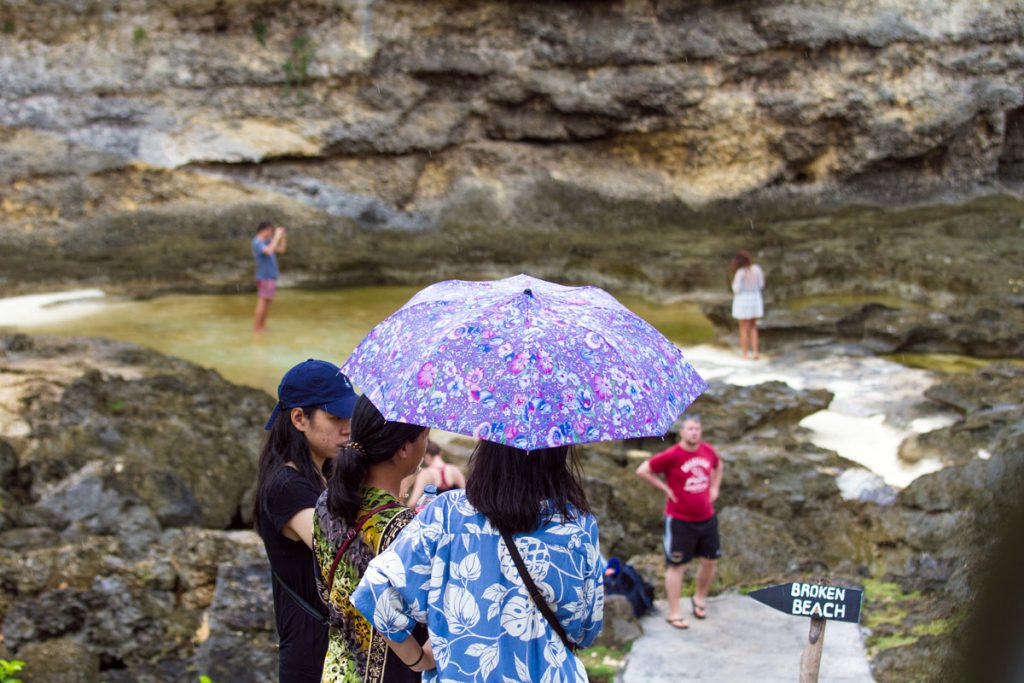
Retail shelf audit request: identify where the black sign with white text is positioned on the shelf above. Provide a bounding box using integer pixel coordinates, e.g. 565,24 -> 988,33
749,582 -> 863,624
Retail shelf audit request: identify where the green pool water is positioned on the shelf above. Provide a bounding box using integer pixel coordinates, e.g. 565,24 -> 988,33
784,293 -> 919,310
883,352 -> 1024,374
20,286 -> 715,396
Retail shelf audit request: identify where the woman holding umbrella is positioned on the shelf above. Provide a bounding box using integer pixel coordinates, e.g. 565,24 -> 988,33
351,440 -> 604,681
313,395 -> 432,682
341,275 -> 706,682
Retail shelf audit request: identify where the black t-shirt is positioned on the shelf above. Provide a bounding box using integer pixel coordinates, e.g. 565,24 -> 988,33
258,466 -> 329,683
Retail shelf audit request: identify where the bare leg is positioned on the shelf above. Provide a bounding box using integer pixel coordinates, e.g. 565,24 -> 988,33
693,558 -> 717,606
750,322 -> 760,359
253,297 -> 271,333
665,563 -> 687,623
737,319 -> 749,358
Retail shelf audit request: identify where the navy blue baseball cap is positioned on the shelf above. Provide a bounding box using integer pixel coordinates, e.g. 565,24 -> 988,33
265,359 -> 359,430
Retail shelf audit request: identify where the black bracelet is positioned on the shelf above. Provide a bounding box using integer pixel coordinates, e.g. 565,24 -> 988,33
405,648 -> 425,669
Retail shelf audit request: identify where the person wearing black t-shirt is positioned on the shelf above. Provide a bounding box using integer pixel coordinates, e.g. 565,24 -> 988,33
253,359 -> 358,683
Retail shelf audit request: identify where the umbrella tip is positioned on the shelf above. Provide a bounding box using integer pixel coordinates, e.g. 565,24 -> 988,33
524,288 -> 533,298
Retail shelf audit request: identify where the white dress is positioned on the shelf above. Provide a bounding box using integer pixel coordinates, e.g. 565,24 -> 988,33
731,265 -> 765,319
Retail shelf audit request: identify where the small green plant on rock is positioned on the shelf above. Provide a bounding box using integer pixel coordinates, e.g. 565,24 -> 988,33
863,578 -> 915,649
911,617 -> 956,637
2,20 -> 14,34
580,644 -> 631,683
0,659 -> 25,683
251,20 -> 268,46
862,577 -> 964,657
281,33 -> 315,104
133,26 -> 147,45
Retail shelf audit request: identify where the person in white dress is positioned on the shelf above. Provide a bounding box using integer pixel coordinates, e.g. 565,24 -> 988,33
729,250 -> 765,359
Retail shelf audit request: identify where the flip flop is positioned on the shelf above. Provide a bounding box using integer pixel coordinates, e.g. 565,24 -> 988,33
691,598 -> 707,620
666,616 -> 690,630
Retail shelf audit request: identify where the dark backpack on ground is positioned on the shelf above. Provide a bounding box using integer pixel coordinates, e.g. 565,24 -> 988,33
603,558 -> 655,618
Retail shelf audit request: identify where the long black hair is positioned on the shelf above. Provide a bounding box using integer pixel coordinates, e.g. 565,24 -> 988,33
327,395 -> 427,525
465,442 -> 590,535
252,405 -> 325,536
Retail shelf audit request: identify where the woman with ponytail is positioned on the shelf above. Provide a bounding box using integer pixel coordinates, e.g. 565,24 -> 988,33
313,395 -> 432,682
253,359 -> 359,683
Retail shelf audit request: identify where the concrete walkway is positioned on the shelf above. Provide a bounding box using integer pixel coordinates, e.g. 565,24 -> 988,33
621,595 -> 875,682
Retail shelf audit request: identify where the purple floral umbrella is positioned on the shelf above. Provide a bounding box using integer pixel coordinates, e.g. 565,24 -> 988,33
342,274 -> 707,451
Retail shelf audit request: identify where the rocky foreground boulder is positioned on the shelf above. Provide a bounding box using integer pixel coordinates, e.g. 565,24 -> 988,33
0,334 -> 274,682
855,364 -> 1024,681
582,364 -> 1024,682
0,333 -> 1020,682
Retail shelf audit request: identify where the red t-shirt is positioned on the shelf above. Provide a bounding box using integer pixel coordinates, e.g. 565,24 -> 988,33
648,442 -> 720,522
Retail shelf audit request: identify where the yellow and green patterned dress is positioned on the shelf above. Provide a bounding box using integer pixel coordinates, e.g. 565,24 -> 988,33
312,487 -> 418,683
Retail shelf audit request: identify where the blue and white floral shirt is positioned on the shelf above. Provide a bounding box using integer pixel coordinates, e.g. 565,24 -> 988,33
350,490 -> 604,683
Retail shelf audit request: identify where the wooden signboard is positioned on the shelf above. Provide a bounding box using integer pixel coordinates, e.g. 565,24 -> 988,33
748,581 -> 864,683
749,581 -> 863,624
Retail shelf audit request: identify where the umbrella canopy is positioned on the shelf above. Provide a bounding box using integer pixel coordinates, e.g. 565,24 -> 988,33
342,274 -> 707,451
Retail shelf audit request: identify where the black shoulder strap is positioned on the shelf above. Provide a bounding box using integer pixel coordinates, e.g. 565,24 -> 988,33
500,530 -> 579,653
272,570 -> 329,627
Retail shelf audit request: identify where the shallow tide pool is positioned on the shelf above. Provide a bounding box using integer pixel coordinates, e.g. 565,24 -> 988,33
1,286 -> 715,397
2,287 -> 962,488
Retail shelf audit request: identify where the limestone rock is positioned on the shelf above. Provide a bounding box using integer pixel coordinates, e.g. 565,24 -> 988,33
15,638 -> 99,683
1,2 -> 1022,301
0,335 -> 285,680
0,438 -> 16,487
923,362 -> 1024,414
2,335 -> 271,529
193,545 -> 279,683
716,506 -> 805,584
0,526 -> 269,682
594,594 -> 643,650
685,380 -> 833,443
706,301 -> 1024,358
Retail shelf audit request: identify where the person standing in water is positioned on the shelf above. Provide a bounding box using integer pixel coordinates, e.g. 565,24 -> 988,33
252,220 -> 287,333
253,359 -> 358,683
636,415 -> 723,630
404,439 -> 465,509
729,250 -> 765,359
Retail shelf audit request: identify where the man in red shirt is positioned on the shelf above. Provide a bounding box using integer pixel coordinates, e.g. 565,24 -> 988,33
636,415 -> 723,629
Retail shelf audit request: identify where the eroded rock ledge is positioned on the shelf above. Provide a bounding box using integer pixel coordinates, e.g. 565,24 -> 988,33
1,1 -> 1023,301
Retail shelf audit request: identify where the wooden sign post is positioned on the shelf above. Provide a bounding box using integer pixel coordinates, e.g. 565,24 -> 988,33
799,616 -> 826,683
748,581 -> 863,683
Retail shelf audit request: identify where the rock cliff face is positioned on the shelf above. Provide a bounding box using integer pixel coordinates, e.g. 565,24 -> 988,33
1,1 -> 1023,299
